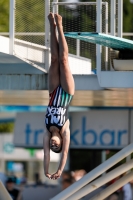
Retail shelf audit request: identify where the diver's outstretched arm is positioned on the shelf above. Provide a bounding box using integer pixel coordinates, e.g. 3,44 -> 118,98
43,130 -> 51,179
51,126 -> 70,180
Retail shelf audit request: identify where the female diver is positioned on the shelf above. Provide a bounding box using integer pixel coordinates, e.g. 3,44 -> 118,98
43,13 -> 75,180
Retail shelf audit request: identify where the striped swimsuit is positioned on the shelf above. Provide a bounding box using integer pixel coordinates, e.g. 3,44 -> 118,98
45,85 -> 73,132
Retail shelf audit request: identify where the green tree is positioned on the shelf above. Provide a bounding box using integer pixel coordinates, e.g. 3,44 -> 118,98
15,0 -> 45,33
15,0 -> 45,45
1,0 -> 133,33
123,0 -> 133,32
0,122 -> 14,133
0,0 -> 9,32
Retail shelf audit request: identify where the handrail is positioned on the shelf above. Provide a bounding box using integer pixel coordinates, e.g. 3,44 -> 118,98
90,171 -> 133,200
0,32 -> 46,36
51,143 -> 133,200
15,38 -> 49,50
9,0 -> 15,55
52,2 -> 108,5
67,158 -> 133,200
0,32 -> 133,36
0,181 -> 12,200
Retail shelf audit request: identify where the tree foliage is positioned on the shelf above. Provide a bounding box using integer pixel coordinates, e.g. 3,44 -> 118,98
0,0 -> 133,33
0,122 -> 14,133
0,0 -> 9,32
15,0 -> 45,33
123,0 -> 133,32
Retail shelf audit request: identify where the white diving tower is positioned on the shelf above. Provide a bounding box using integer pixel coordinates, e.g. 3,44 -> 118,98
0,0 -> 97,90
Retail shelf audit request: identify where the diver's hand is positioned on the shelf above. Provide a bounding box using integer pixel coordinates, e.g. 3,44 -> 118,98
51,170 -> 61,180
45,173 -> 52,179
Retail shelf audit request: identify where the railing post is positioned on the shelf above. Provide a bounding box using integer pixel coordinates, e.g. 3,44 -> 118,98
104,2 -> 108,71
51,143 -> 133,200
76,39 -> 80,57
96,0 -> 102,80
0,181 -> 12,200
9,0 -> 15,55
52,0 -> 59,44
45,0 -> 50,71
52,0 -> 58,14
118,0 -> 123,37
111,0 -> 116,36
110,0 -> 116,71
68,159 -> 133,200
90,171 -> 133,200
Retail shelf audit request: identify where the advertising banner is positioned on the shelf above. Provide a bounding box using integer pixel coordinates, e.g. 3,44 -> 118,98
70,110 -> 129,149
14,110 -> 129,149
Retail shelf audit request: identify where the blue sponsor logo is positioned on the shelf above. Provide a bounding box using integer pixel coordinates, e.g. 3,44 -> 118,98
25,124 -> 43,145
70,117 -> 127,146
24,117 -> 128,147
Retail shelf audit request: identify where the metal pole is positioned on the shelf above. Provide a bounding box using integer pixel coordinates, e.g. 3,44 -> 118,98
51,143 -> 133,200
118,0 -> 123,37
52,2 -> 107,6
101,150 -> 106,175
52,0 -> 59,41
52,2 -> 106,6
9,0 -> 15,55
53,0 -> 58,14
111,0 -> 116,36
67,159 -> 133,200
96,0 -> 102,83
0,181 -> 12,200
90,171 -> 133,200
76,39 -> 80,57
110,0 -> 116,71
104,2 -> 108,71
126,110 -> 132,166
45,0 -> 50,71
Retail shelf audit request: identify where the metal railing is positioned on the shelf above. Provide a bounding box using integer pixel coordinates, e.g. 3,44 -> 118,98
1,32 -> 133,37
51,143 -> 133,200
0,181 -> 12,200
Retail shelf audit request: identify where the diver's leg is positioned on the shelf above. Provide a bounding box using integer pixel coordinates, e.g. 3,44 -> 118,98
48,13 -> 60,93
54,14 -> 75,95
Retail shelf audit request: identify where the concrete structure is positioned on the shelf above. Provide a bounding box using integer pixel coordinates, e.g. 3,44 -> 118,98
0,35 -> 94,90
0,33 -> 132,107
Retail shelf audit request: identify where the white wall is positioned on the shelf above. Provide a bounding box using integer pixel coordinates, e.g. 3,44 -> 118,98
0,36 -> 9,54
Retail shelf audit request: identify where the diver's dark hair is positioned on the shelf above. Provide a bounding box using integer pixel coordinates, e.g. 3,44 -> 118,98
51,144 -> 62,153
